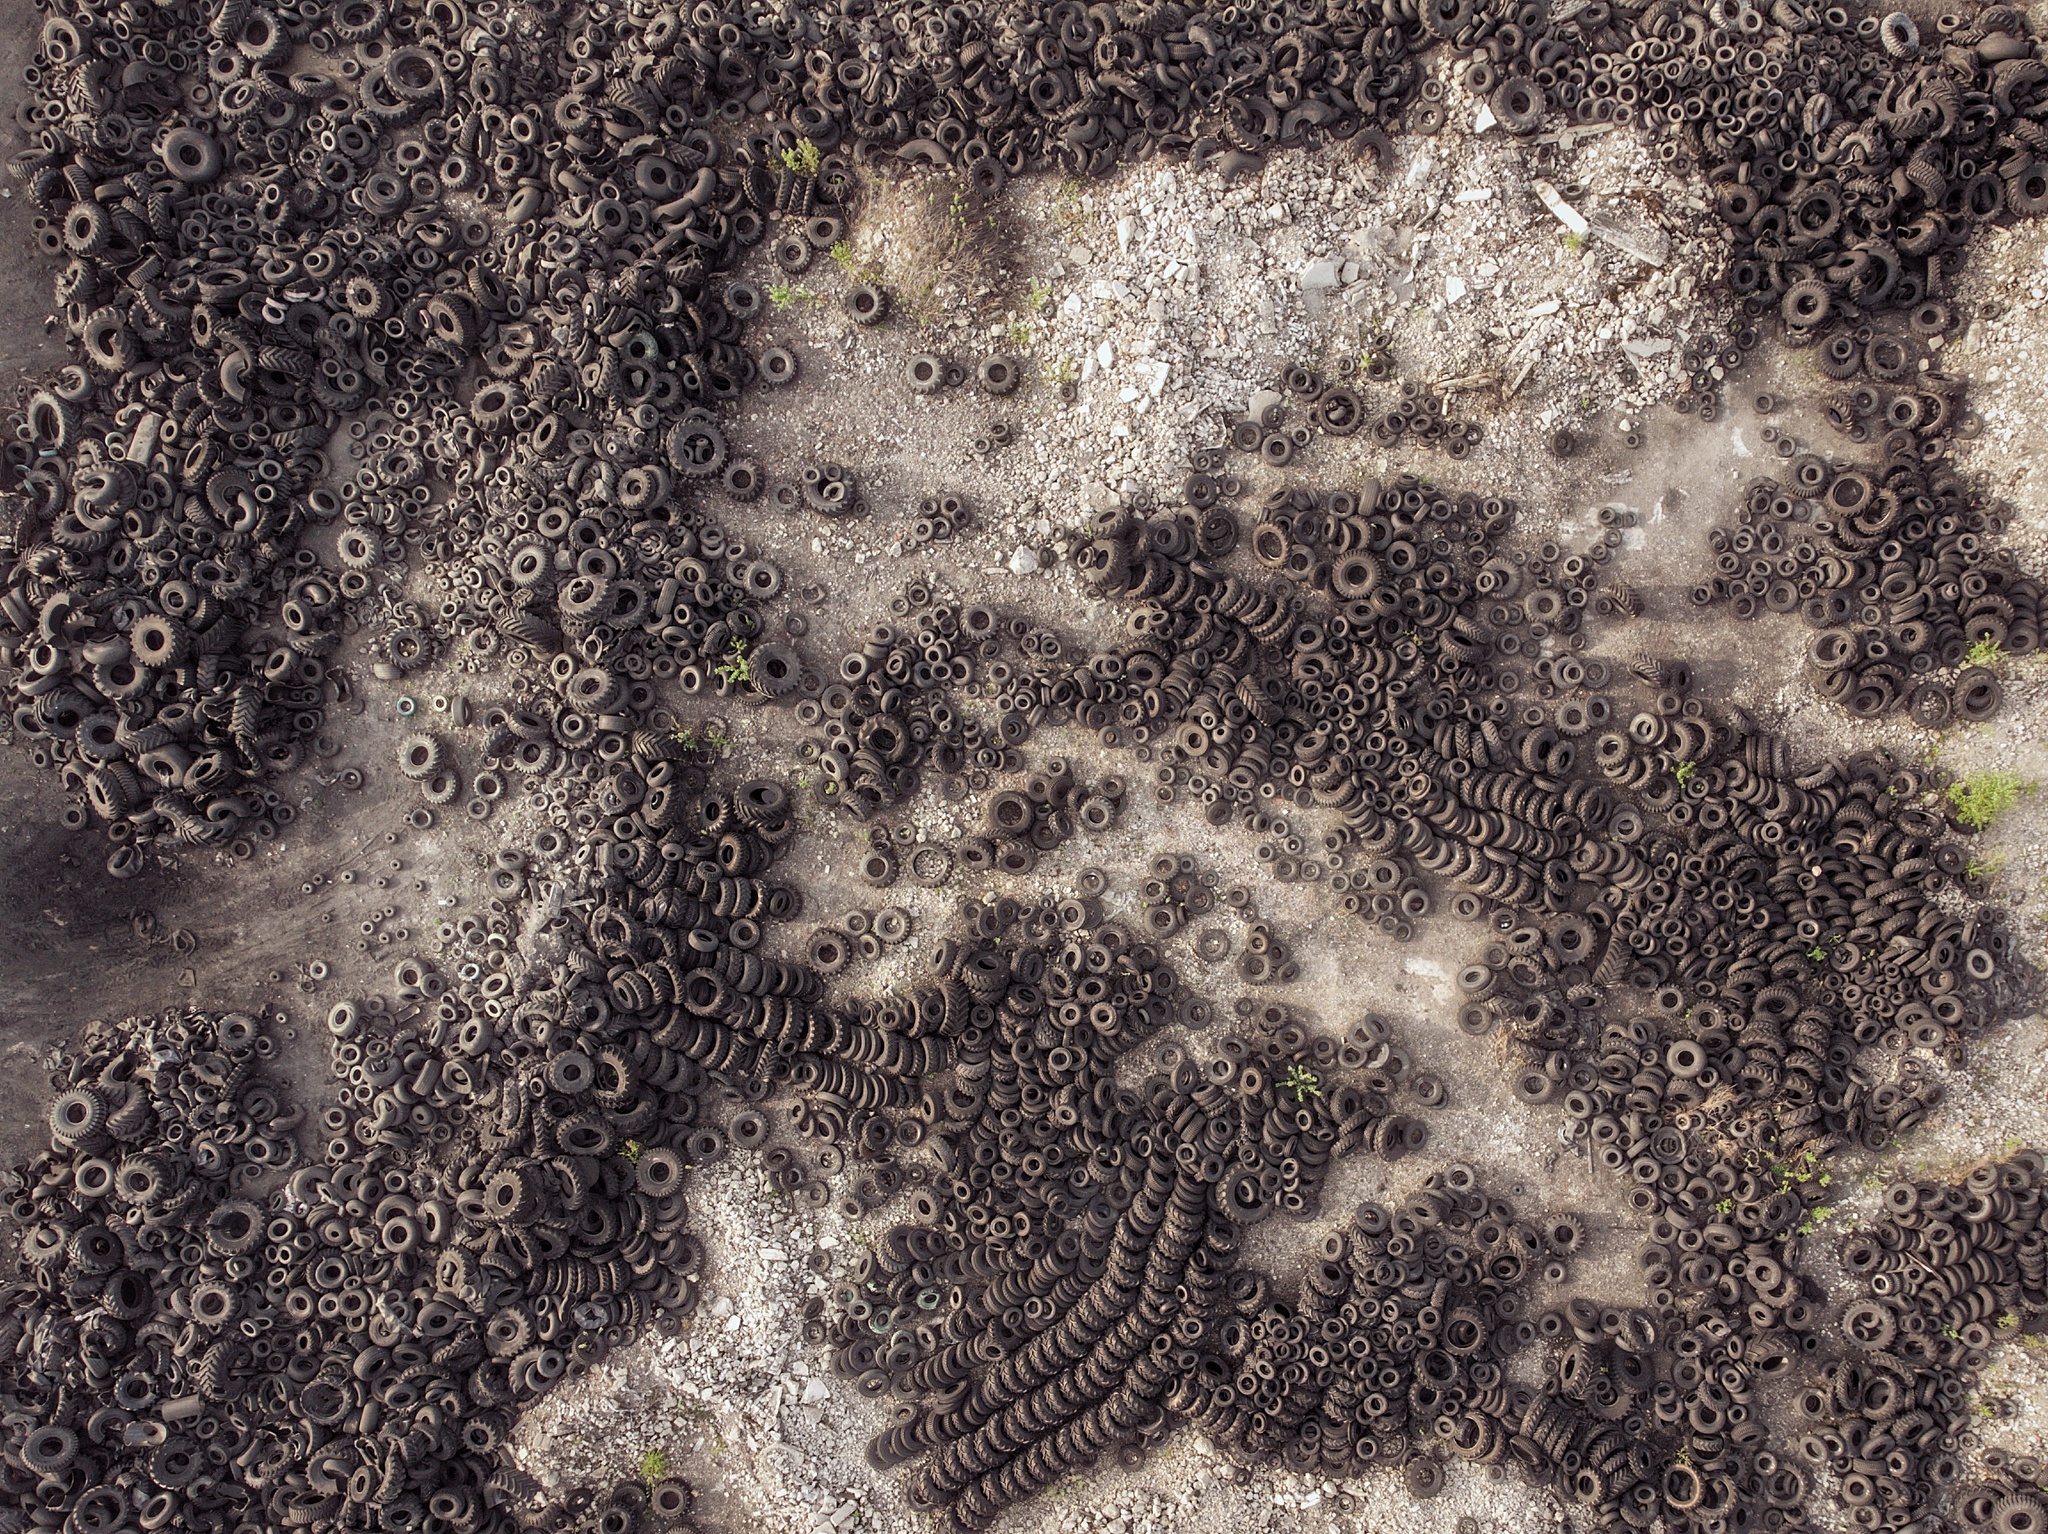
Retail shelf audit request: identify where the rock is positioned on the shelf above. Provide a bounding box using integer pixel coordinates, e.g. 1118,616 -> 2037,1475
1298,258 -> 1340,292
1622,337 -> 1673,358
800,1376 -> 829,1405
1589,215 -> 1669,267
1445,275 -> 1468,304
1008,547 -> 1041,575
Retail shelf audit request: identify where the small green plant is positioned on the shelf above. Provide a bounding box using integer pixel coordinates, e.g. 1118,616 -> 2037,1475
768,281 -> 799,309
715,639 -> 752,688
1673,759 -> 1696,787
637,1449 -> 667,1482
1949,770 -> 2031,831
1796,1205 -> 1835,1236
702,725 -> 732,753
1968,852 -> 2008,880
1965,637 -> 2007,668
621,1139 -> 643,1163
1025,276 -> 1051,311
778,137 -> 822,177
1713,1197 -> 1735,1216
1769,1148 -> 1830,1192
1053,176 -> 1085,229
829,238 -> 855,268
1280,1065 -> 1321,1103
667,726 -> 700,752
1006,318 -> 1033,351
1562,230 -> 1588,255
1807,946 -> 1828,963
1047,355 -> 1078,388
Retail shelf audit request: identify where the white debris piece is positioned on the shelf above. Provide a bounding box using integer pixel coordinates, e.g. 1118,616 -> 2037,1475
1622,336 -> 1673,358
1298,258 -> 1340,292
1445,275 -> 1467,304
1589,214 -> 1669,267
1531,178 -> 1589,236
1007,547 -> 1040,575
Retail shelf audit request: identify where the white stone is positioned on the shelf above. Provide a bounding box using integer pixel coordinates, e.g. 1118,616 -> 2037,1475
1008,547 -> 1041,576
1096,339 -> 1114,370
1298,258 -> 1340,292
801,1376 -> 829,1405
1445,275 -> 1467,304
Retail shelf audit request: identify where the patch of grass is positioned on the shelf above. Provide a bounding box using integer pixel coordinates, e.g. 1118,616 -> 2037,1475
1026,276 -> 1051,311
1005,318 -> 1032,351
637,1448 -> 667,1482
702,725 -> 732,753
621,1139 -> 643,1163
778,137 -> 821,177
1047,356 -> 1078,389
1280,1064 -> 1321,1103
1949,770 -> 2032,831
1561,230 -> 1588,256
1673,759 -> 1696,787
1053,176 -> 1085,230
767,283 -> 821,310
1966,637 -> 2007,669
1796,1204 -> 1834,1236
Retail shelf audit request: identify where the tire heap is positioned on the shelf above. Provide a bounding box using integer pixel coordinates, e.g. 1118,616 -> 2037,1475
0,761 -> 929,1534
1807,1152 -> 2048,1534
3,0 -> 2047,860
1695,378 -> 2039,725
2,0 -> 2047,1531
831,911 -> 1448,1528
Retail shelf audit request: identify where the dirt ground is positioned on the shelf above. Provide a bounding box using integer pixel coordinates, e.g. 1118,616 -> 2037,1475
6,26 -> 2048,1534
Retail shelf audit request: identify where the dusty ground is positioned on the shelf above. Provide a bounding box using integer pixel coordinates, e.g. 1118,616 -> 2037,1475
5,30 -> 2048,1534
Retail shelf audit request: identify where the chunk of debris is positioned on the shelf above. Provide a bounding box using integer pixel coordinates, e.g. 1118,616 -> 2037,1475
1531,179 -> 1589,237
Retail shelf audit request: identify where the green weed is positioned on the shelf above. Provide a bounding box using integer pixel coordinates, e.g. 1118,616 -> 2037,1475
778,137 -> 822,177
1965,637 -> 2007,669
1280,1065 -> 1321,1103
1949,770 -> 2031,831
637,1449 -> 668,1482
